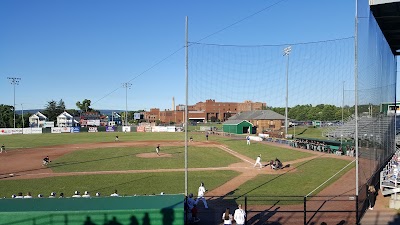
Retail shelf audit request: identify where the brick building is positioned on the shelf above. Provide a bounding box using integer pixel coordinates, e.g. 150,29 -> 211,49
143,99 -> 266,124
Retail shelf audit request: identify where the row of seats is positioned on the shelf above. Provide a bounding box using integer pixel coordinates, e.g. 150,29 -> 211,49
380,149 -> 400,195
8,190 -> 119,199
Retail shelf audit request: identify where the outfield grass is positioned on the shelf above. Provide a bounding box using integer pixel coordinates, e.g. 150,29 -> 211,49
0,171 -> 239,198
235,157 -> 354,197
290,126 -> 330,139
50,146 -> 241,172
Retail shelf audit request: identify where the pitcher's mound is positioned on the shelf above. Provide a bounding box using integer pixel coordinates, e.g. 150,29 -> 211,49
136,153 -> 172,158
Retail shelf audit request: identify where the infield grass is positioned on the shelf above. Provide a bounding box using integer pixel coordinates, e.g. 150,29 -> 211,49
50,146 -> 241,172
235,157 -> 354,198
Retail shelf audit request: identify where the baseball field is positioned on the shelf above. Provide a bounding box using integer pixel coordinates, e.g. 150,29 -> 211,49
0,131 -> 357,224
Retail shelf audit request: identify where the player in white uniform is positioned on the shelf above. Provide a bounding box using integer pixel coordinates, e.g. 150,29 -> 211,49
156,144 -> 160,156
253,154 -> 262,169
195,182 -> 208,209
246,136 -> 250,145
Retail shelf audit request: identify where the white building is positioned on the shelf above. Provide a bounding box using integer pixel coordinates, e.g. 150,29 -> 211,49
29,112 -> 51,128
57,111 -> 79,127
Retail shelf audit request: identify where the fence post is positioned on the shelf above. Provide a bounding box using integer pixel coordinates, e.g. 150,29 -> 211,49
304,196 -> 307,225
356,195 -> 359,225
245,195 -> 247,225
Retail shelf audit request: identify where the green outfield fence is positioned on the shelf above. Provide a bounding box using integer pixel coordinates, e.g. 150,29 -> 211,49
0,195 -> 184,225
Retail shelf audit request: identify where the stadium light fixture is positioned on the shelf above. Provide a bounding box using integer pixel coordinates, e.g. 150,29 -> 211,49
122,82 -> 132,126
283,46 -> 291,136
7,77 -> 21,128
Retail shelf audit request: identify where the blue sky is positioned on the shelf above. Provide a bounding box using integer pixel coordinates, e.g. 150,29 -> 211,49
0,0 -> 358,111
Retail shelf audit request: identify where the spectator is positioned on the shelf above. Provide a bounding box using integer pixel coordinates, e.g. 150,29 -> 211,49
48,192 -> 56,198
82,191 -> 91,198
110,190 -> 119,197
15,192 -> 23,199
191,204 -> 200,223
37,194 -> 43,198
367,185 -> 377,210
72,191 -> 81,198
186,193 -> 196,211
95,192 -> 101,197
59,192 -> 64,198
11,194 -> 16,198
24,192 -> 33,198
234,204 -> 246,225
222,208 -> 233,225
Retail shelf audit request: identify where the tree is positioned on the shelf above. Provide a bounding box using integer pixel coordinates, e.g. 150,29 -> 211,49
76,99 -> 92,112
43,99 -> 66,121
0,104 -> 14,128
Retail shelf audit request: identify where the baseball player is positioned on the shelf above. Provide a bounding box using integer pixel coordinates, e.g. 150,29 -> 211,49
253,154 -> 262,169
246,135 -> 250,145
195,182 -> 209,209
0,144 -> 6,153
115,135 -> 119,142
156,144 -> 160,156
42,156 -> 50,166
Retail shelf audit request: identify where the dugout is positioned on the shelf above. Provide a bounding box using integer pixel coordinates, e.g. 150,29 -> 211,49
295,137 -> 353,151
0,194 -> 184,225
223,120 -> 253,134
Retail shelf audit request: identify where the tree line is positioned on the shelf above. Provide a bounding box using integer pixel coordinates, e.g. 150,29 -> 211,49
0,100 -> 382,128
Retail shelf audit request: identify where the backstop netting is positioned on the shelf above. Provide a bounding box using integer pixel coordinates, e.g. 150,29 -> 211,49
356,0 -> 397,219
188,39 -> 354,111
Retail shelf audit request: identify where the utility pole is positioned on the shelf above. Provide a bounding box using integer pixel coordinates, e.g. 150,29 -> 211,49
7,77 -> 21,128
122,82 -> 132,126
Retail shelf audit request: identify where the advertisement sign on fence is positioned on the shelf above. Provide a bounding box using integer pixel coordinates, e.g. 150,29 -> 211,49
22,128 -> 42,134
61,127 -> 71,133
71,127 -> 80,133
0,128 -> 23,135
51,128 -> 62,133
88,127 -> 98,132
106,126 -> 115,132
122,126 -> 131,132
137,126 -> 145,132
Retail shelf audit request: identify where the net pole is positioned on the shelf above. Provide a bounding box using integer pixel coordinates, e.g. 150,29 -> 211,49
185,16 -> 189,197
354,0 -> 360,219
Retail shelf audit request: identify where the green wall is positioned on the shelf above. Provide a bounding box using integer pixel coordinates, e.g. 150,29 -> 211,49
0,195 -> 184,225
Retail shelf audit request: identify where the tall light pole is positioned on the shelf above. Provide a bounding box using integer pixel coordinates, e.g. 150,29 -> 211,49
21,104 -> 24,129
122,82 -> 132,126
7,77 -> 21,128
283,46 -> 291,137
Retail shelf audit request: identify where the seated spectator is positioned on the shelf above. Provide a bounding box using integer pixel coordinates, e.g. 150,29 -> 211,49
95,192 -> 101,197
82,191 -> 91,198
72,191 -> 81,198
24,192 -> 33,198
37,194 -> 43,198
15,192 -> 24,199
59,192 -> 64,198
11,194 -> 16,198
110,190 -> 119,197
48,192 -> 56,198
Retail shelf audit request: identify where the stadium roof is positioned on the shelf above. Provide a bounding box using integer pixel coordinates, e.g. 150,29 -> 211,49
370,0 -> 400,55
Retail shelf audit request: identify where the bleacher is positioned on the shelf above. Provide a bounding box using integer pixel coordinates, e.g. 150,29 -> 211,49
326,116 -> 395,146
380,147 -> 400,196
